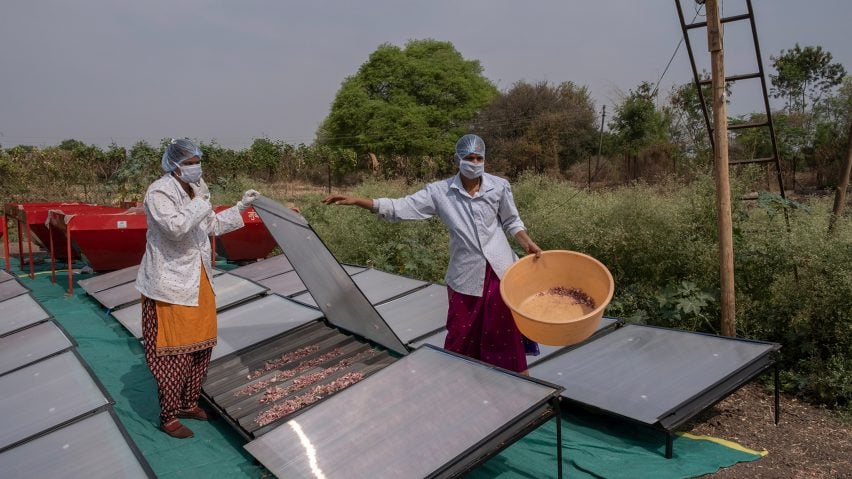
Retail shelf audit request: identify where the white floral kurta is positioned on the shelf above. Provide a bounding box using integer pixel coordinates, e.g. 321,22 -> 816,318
136,174 -> 244,306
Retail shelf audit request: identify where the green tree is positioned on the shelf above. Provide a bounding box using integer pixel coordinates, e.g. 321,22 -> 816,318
58,138 -> 88,151
770,44 -> 846,114
5,144 -> 35,155
810,77 -> 852,186
198,140 -> 240,181
0,146 -> 13,197
474,80 -> 597,176
320,39 -> 497,164
769,45 -> 846,189
248,137 -> 283,180
111,141 -> 161,200
667,80 -> 713,165
298,143 -> 357,192
609,82 -> 672,180
55,139 -> 119,181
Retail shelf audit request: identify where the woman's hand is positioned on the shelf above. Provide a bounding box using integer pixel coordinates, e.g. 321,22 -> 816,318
524,240 -> 543,258
514,230 -> 542,258
322,195 -> 355,206
190,178 -> 210,202
237,189 -> 260,211
322,195 -> 374,210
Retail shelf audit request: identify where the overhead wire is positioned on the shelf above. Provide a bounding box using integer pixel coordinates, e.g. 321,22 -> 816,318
651,3 -> 703,99
523,1 -> 706,224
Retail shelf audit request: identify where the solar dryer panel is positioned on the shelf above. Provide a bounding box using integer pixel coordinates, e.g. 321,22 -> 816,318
258,265 -> 367,300
409,317 -> 620,363
210,273 -> 268,310
257,270 -> 307,297
0,351 -> 110,451
341,264 -> 367,275
0,279 -> 29,302
78,265 -> 140,295
205,327 -> 397,438
91,268 -> 226,310
252,196 -> 407,355
375,283 -> 448,344
0,321 -> 74,376
527,324 -> 779,427
245,346 -> 562,479
290,268 -> 428,308
229,254 -> 293,282
0,409 -> 154,478
0,269 -> 14,283
205,321 -> 332,381
111,272 -> 268,339
211,295 -> 325,361
0,294 -> 51,337
528,317 -> 620,367
111,304 -> 143,338
409,328 -> 447,349
91,281 -> 142,310
348,268 -> 428,303
201,322 -> 387,434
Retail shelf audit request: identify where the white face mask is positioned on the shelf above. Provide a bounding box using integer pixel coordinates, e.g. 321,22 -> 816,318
179,163 -> 202,184
459,159 -> 484,179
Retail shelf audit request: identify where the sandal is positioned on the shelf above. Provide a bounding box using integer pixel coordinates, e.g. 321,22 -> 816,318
177,405 -> 210,421
162,418 -> 194,439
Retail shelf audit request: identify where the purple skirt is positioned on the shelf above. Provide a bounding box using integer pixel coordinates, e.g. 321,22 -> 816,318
444,263 -> 538,373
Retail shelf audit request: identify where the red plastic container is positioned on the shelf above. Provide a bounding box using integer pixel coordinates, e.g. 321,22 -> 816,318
3,202 -> 105,276
48,207 -> 147,291
213,206 -> 277,262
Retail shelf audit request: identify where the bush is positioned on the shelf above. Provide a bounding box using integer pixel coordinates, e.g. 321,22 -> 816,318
298,179 -> 449,283
737,196 -> 851,407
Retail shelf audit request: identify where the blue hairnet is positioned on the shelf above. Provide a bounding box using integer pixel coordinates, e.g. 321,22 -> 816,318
161,138 -> 202,172
454,134 -> 485,164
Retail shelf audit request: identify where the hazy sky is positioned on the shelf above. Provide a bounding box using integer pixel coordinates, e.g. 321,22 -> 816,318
1,0 -> 850,150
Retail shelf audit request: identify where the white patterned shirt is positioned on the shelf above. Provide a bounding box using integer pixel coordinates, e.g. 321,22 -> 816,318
373,172 -> 526,297
136,174 -> 244,306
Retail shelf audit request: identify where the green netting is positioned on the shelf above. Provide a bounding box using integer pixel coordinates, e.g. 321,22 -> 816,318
2,257 -> 763,479
469,410 -> 763,479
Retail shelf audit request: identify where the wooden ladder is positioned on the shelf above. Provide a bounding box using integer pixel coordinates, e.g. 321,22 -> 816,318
675,0 -> 788,201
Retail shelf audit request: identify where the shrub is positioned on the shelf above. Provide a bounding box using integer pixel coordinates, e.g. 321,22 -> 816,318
298,179 -> 449,283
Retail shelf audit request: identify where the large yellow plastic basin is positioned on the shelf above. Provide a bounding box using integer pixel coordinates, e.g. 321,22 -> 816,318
500,250 -> 615,346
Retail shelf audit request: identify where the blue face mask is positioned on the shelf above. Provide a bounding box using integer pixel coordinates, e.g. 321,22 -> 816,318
459,159 -> 484,179
179,163 -> 203,184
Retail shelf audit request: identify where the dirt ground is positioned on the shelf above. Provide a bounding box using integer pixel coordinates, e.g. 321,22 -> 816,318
688,383 -> 851,478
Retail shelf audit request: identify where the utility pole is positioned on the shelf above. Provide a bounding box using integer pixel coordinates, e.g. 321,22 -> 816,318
706,0 -> 736,337
589,105 -> 606,189
829,120 -> 852,234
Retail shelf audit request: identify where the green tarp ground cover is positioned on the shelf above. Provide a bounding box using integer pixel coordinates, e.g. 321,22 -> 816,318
469,410 -> 763,479
4,258 -> 763,478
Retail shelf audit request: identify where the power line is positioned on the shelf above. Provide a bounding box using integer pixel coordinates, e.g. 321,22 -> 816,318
651,5 -> 703,99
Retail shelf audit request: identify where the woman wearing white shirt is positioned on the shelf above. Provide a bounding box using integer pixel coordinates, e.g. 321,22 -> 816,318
323,134 -> 541,373
135,138 -> 259,438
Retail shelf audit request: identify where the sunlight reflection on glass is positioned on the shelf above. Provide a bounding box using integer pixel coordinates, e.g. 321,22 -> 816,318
289,420 -> 326,479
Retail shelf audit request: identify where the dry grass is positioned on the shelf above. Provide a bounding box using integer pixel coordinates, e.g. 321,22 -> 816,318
692,383 -> 852,478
